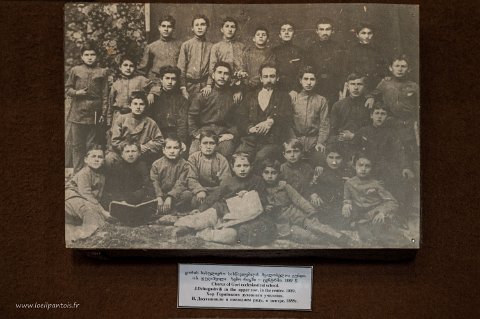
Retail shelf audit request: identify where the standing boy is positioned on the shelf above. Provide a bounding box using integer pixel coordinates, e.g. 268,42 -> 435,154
138,15 -> 182,80
188,62 -> 239,158
242,27 -> 275,90
271,22 -> 306,98
366,54 -> 420,169
177,14 -> 213,98
344,23 -> 385,90
307,17 -> 345,106
65,42 -> 109,173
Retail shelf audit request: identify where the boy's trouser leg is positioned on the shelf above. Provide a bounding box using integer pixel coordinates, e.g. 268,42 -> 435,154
196,227 -> 237,244
65,198 -> 106,242
71,123 -> 96,173
305,217 -> 342,239
174,191 -> 194,212
174,207 -> 218,230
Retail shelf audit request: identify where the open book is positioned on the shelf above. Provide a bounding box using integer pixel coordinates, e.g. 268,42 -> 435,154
109,199 -> 158,227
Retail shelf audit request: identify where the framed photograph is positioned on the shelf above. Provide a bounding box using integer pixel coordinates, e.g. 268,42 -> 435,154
64,3 -> 420,253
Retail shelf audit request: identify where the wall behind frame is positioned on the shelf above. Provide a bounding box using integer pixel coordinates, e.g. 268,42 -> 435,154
149,3 -> 419,81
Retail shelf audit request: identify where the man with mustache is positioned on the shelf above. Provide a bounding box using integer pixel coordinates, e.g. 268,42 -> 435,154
236,62 -> 293,166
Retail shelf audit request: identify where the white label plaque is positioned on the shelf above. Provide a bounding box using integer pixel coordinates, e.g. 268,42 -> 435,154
178,264 -> 312,310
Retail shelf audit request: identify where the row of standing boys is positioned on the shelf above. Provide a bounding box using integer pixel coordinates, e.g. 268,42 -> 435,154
65,14 -> 419,246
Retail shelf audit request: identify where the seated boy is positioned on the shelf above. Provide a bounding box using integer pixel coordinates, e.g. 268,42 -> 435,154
242,26 -> 275,90
310,145 -> 355,227
107,91 -> 163,167
280,139 -> 315,198
65,42 -> 108,173
261,159 -> 349,245
187,130 -> 232,208
102,141 -> 155,207
353,103 -> 414,205
342,154 -> 404,246
292,66 -> 330,164
150,137 -> 193,214
174,152 -> 266,244
108,55 -> 155,127
146,65 -> 189,147
65,145 -> 112,244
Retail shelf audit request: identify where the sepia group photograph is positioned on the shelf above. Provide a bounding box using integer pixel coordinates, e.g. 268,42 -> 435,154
64,3 -> 420,251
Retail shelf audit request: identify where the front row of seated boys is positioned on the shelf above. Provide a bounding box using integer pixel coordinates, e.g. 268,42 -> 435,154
66,128 -> 406,247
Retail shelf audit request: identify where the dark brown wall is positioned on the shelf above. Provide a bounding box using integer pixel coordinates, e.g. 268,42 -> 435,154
1,1 -> 479,319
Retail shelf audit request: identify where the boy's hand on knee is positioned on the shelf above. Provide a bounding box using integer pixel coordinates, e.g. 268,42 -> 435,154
163,197 -> 172,213
75,88 -> 88,96
156,197 -> 164,213
196,191 -> 207,203
219,134 -> 234,142
372,211 -> 386,224
310,193 -> 323,207
342,204 -> 352,217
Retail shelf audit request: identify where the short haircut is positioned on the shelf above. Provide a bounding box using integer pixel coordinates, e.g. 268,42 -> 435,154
212,61 -> 232,75
316,17 -> 334,29
129,91 -> 148,106
298,65 -> 317,79
199,130 -> 219,144
158,15 -> 176,27
80,41 -> 98,55
370,101 -> 388,114
346,72 -> 366,82
280,21 -> 295,30
120,139 -> 141,153
191,14 -> 210,27
282,138 -> 303,152
231,152 -> 251,167
390,53 -> 410,66
254,26 -> 269,37
157,65 -> 181,80
164,136 -> 181,148
85,144 -> 104,156
119,54 -> 137,67
353,152 -> 374,166
259,61 -> 277,76
259,158 -> 281,172
325,144 -> 344,158
222,17 -> 237,28
355,22 -> 374,34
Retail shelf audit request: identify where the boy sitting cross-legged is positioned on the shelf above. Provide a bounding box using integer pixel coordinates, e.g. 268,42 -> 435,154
187,130 -> 232,208
150,137 -> 193,215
